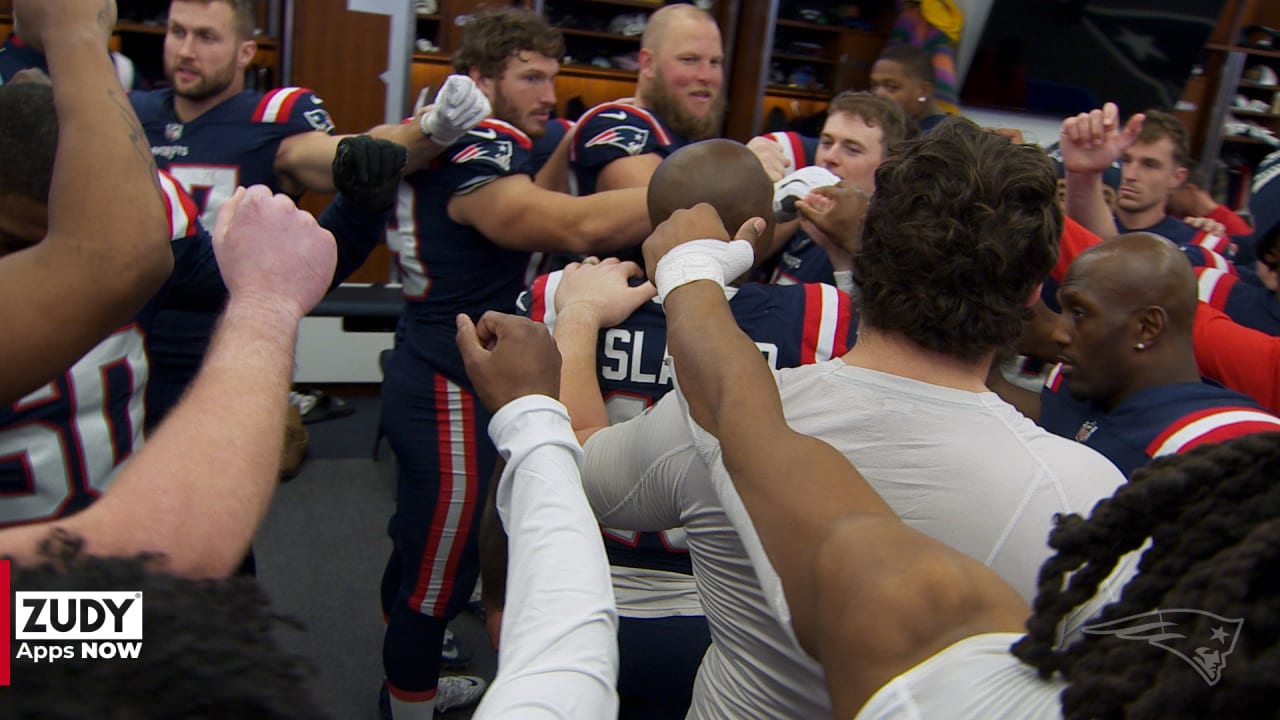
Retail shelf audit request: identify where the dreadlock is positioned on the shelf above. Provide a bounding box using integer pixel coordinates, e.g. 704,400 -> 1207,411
1011,433 -> 1280,720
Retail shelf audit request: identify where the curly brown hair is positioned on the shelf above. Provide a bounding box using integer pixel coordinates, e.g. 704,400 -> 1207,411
851,116 -> 1060,361
451,8 -> 565,80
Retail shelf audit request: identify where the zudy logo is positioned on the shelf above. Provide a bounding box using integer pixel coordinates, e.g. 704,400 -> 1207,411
12,589 -> 144,666
16,592 -> 143,640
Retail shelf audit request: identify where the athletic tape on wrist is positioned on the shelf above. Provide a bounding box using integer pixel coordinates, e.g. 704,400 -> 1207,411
419,109 -> 461,145
654,239 -> 755,301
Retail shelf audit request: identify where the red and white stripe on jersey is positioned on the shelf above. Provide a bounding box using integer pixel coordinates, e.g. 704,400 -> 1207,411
762,131 -> 809,170
475,118 -> 533,150
1146,406 -> 1280,457
527,271 -> 561,326
156,169 -> 200,241
569,102 -> 673,162
1195,267 -> 1238,311
252,87 -> 312,123
1192,246 -> 1236,274
409,375 -> 480,617
799,283 -> 852,363
1189,229 -> 1232,256
1045,363 -> 1065,392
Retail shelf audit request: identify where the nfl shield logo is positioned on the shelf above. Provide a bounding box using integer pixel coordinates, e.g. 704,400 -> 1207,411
165,123 -> 184,141
1075,420 -> 1099,443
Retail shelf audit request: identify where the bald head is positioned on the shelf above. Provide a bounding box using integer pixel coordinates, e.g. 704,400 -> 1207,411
648,139 -> 774,259
641,4 -> 717,52
1068,232 -> 1198,333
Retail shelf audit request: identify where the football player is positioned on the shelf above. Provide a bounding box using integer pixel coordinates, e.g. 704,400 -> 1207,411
378,9 -> 652,718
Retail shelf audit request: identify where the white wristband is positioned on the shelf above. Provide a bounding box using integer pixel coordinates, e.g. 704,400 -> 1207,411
653,239 -> 756,301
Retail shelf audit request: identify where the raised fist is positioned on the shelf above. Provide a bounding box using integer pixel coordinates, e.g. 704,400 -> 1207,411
212,186 -> 337,321
419,75 -> 492,146
332,135 -> 407,213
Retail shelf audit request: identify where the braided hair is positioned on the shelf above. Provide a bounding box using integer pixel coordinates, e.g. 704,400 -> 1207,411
1012,433 -> 1280,719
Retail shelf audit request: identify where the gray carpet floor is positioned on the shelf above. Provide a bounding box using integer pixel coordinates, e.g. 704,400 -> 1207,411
253,394 -> 496,720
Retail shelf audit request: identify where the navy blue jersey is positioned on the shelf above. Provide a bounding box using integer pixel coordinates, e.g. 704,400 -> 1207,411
1194,266 -> 1280,336
1116,215 -> 1242,260
0,33 -> 45,82
132,86 -> 337,426
530,117 -> 573,177
0,172 -> 212,528
769,230 -> 836,286
756,131 -> 819,170
132,86 -> 333,230
521,273 -> 854,574
0,171 -> 386,524
569,103 -> 686,196
1040,365 -> 1280,478
388,118 -> 536,381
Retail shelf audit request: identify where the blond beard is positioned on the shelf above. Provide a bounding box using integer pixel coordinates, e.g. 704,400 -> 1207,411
641,71 -> 724,140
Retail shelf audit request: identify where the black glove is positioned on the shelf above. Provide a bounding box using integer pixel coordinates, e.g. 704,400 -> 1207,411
332,135 -> 407,213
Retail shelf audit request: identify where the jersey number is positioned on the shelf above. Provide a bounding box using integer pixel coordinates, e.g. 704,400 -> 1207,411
167,164 -> 240,231
0,328 -> 146,526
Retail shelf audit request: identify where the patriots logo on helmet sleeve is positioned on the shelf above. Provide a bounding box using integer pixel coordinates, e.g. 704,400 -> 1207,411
453,140 -> 514,173
585,125 -> 651,155
1081,608 -> 1243,685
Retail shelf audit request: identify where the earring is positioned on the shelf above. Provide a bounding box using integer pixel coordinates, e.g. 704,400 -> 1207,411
1135,342 -> 1146,351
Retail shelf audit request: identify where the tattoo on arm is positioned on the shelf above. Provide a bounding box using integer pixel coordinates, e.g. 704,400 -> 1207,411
108,88 -> 157,171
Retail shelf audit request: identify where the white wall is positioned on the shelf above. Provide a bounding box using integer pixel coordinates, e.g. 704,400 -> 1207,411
960,105 -> 1063,147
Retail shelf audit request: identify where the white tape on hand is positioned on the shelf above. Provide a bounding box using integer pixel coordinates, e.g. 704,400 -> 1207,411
653,239 -> 756,301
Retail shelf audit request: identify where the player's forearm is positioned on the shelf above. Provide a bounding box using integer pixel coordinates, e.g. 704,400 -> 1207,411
367,122 -> 446,175
46,35 -> 167,265
1,30 -> 171,405
1194,303 -> 1280,413
551,308 -> 611,443
481,397 -> 617,717
1206,203 -> 1253,236
1064,170 -> 1118,241
664,281 -> 786,441
561,188 -> 651,254
275,132 -> 342,194
77,297 -> 302,577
